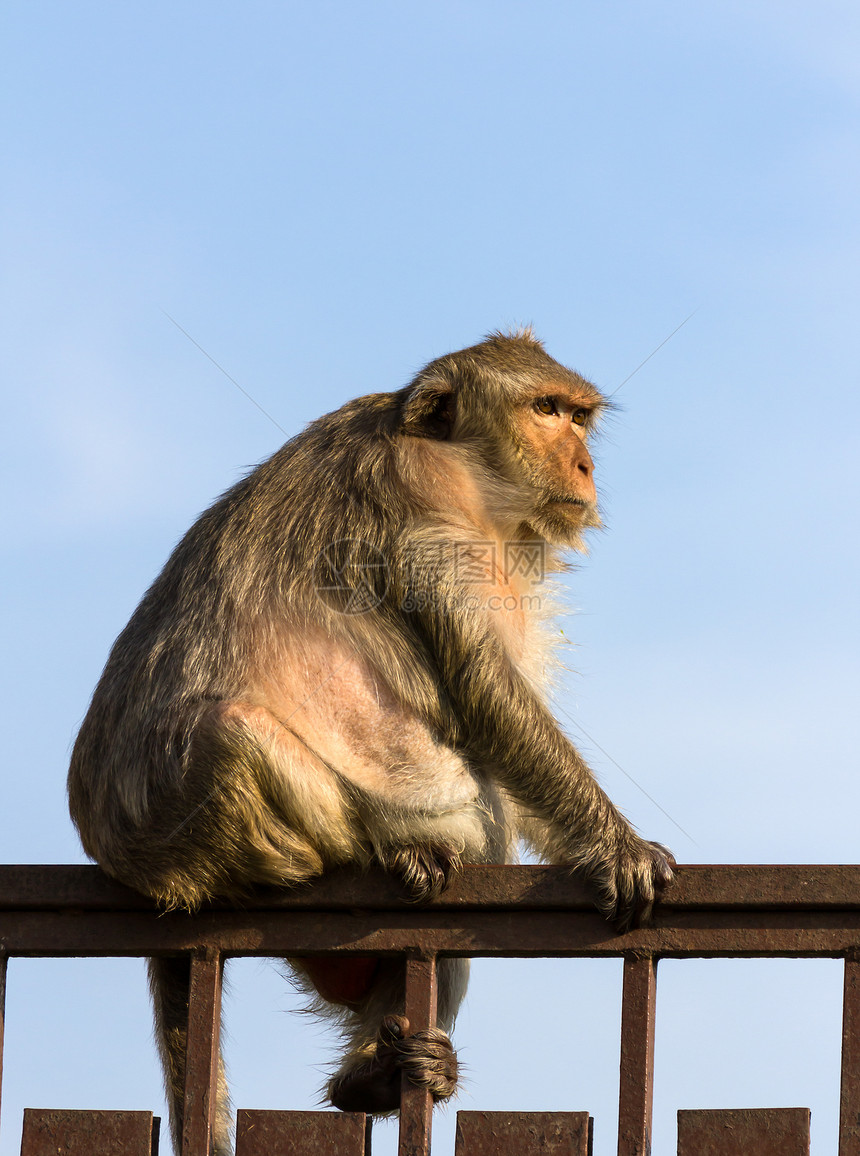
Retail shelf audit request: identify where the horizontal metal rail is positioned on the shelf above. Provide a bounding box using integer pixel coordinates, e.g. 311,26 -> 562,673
1,863 -> 858,1155
4,862 -> 860,912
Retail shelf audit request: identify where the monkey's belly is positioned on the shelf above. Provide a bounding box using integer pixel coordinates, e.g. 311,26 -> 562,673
246,634 -> 515,866
257,635 -> 482,813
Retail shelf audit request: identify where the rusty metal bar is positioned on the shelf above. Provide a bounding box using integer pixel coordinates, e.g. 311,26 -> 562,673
617,955 -> 657,1156
0,954 -> 6,1144
181,951 -> 223,1156
7,908 -> 860,960
20,1108 -> 160,1155
6,866 -> 860,1153
235,1108 -> 368,1154
6,862 -> 860,912
0,953 -> 6,1140
455,1110 -> 592,1155
840,954 -> 860,1155
398,954 -> 438,1156
677,1107 -> 810,1154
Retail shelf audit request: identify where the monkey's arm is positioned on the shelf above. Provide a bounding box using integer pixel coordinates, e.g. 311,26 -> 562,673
406,591 -> 674,929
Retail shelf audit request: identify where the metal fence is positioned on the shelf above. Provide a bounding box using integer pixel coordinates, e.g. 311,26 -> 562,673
1,863 -> 859,1155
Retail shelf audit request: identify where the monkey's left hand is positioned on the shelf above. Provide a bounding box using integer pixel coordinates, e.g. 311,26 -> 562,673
591,836 -> 676,933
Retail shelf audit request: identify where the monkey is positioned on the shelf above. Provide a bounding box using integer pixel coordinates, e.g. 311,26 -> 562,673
67,328 -> 674,1154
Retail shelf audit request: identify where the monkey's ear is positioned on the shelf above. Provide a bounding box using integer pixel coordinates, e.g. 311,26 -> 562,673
401,384 -> 456,440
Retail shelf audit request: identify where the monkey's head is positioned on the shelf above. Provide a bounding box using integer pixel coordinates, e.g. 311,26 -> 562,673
400,329 -> 607,550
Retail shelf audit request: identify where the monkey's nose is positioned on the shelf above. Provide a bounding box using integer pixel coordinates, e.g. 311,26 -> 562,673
574,442 -> 594,478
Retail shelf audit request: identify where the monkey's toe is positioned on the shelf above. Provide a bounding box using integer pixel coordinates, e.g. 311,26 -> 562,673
329,1015 -> 459,1114
385,844 -> 462,903
393,1025 -> 459,1101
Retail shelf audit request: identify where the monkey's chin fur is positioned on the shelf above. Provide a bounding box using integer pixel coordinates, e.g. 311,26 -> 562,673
528,499 -> 601,552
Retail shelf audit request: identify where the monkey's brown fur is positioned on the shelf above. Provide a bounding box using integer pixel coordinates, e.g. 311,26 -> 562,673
68,329 -> 674,1154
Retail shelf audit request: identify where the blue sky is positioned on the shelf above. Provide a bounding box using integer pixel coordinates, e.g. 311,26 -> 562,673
2,3 -> 859,1154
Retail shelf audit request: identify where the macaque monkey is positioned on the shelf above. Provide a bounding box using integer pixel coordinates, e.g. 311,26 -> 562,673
68,329 -> 674,1153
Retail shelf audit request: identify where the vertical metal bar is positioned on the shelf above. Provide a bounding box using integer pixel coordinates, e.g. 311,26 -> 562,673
182,951 -> 223,1156
617,955 -> 657,1156
0,954 -> 7,1142
839,953 -> 860,1156
398,954 -> 438,1156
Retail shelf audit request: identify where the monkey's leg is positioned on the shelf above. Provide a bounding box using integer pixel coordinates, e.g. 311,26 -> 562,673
139,701 -> 363,909
149,957 -> 232,1156
307,956 -> 468,1114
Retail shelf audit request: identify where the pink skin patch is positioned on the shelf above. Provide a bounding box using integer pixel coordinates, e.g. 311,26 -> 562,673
297,955 -> 381,1007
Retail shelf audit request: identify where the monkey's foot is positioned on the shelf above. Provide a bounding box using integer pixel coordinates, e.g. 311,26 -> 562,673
385,845 -> 462,903
329,1015 -> 459,1114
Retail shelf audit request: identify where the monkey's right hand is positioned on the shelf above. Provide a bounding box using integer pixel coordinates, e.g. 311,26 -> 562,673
590,836 -> 676,933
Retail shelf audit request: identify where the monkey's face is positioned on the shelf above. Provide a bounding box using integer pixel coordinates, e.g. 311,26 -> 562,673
512,387 -> 603,547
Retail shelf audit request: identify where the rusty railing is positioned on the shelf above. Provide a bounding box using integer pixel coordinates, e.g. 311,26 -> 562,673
1,863 -> 859,1155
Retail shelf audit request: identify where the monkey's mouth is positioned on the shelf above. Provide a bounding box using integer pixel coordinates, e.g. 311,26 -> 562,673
541,495 -> 601,531
547,496 -> 594,511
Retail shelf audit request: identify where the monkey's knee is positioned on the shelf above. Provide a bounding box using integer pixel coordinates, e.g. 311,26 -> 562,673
150,698 -> 362,903
329,1015 -> 459,1114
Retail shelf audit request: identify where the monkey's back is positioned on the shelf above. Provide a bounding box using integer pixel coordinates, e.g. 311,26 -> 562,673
66,391 -> 433,897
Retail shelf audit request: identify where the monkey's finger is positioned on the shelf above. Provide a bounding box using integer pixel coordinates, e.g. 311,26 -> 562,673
612,868 -> 649,933
629,888 -> 655,931
616,896 -> 652,933
649,842 -> 677,890
651,842 -> 676,864
621,848 -> 675,930
378,1015 -> 409,1047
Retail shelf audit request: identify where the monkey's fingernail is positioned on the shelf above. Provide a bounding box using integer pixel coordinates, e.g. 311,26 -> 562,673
382,1014 -> 408,1038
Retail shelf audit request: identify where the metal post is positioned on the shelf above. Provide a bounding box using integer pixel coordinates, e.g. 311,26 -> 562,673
398,954 -> 438,1156
617,955 -> 657,1156
0,954 -> 7,1141
840,953 -> 860,1156
182,951 -> 223,1156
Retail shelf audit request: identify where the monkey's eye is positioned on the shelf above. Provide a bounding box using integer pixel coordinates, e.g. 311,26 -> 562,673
572,408 -> 588,426
535,397 -> 559,416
